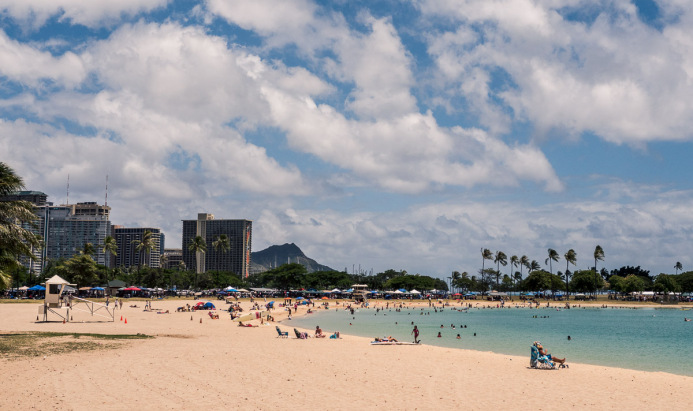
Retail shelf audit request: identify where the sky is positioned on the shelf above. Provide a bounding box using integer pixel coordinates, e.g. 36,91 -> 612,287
2,0 -> 693,279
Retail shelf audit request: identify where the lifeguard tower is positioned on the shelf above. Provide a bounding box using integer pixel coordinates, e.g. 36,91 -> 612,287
352,284 -> 369,303
39,275 -> 114,322
38,275 -> 73,322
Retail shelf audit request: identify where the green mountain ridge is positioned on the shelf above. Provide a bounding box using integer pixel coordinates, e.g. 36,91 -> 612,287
250,243 -> 334,274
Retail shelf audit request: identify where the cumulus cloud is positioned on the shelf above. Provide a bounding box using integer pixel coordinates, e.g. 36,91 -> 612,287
0,0 -> 170,28
252,181 -> 693,276
418,0 -> 693,144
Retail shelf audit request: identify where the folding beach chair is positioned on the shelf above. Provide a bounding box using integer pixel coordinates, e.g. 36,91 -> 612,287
530,345 -> 555,369
276,326 -> 288,338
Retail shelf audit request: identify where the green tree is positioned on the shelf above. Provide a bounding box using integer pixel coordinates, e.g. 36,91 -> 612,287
653,274 -> 681,301
0,163 -> 42,289
480,248 -> 493,282
132,230 -> 155,269
188,235 -> 207,287
593,245 -> 605,295
81,242 -> 95,256
545,248 -> 559,274
564,249 -> 577,297
530,260 -> 541,272
212,234 -> 230,270
102,235 -> 118,280
510,255 -> 519,288
493,251 -> 507,286
674,262 -> 683,275
59,254 -> 99,287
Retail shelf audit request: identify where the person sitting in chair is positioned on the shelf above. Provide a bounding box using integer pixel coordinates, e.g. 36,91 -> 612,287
535,341 -> 566,364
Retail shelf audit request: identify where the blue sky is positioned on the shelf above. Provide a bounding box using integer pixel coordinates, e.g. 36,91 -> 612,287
2,0 -> 693,279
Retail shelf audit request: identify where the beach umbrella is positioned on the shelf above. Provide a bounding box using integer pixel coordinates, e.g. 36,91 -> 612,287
28,285 -> 46,291
123,287 -> 141,291
296,296 -> 304,300
331,288 -> 341,293
91,287 -> 105,291
321,296 -> 329,300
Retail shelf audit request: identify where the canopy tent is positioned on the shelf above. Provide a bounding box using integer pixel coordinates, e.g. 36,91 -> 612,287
224,287 -> 238,292
28,285 -> 46,291
91,287 -> 105,291
398,288 -> 407,293
18,286 -> 29,291
330,288 -> 341,293
410,289 -> 421,294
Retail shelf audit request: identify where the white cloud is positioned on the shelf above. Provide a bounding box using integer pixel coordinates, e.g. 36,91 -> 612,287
0,30 -> 85,87
0,0 -> 170,28
252,181 -> 693,276
418,0 -> 693,144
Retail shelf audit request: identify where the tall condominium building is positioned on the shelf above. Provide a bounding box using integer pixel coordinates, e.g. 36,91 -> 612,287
113,227 -> 164,269
181,213 -> 252,277
37,202 -> 112,269
0,192 -> 112,272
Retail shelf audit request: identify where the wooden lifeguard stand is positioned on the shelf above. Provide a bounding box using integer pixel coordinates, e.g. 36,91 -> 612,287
352,284 -> 369,303
39,275 -> 73,322
38,275 -> 115,322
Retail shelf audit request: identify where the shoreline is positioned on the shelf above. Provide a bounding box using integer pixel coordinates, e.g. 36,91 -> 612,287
2,299 -> 692,409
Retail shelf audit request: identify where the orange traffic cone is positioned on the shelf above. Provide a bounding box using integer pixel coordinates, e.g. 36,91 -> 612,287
124,318 -> 127,324
63,319 -> 65,324
120,315 -> 123,321
191,315 -> 193,321
71,316 -> 73,321
199,318 -> 202,323
36,315 -> 39,321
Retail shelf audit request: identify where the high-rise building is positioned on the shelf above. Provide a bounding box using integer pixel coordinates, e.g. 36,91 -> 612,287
181,213 -> 252,277
0,191 -> 49,274
39,202 -> 112,268
113,227 -> 164,269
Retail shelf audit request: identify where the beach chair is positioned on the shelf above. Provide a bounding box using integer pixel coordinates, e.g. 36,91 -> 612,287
530,345 -> 555,369
294,328 -> 309,339
276,326 -> 288,338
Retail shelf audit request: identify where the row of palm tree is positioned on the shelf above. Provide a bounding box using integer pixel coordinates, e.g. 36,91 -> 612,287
477,245 -> 606,296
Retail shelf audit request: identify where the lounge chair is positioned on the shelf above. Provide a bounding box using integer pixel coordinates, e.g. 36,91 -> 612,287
276,326 -> 288,338
530,345 -> 555,369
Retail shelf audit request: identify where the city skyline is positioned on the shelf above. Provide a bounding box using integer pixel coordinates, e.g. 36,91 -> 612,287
3,1 -> 693,278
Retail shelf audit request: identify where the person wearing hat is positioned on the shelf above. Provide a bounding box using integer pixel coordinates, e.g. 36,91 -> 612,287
534,341 -> 566,365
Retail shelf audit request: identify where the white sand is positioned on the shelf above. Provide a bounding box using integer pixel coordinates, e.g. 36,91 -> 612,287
1,299 -> 691,410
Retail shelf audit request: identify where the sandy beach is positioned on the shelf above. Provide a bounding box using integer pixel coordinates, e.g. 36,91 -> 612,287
1,298 -> 692,410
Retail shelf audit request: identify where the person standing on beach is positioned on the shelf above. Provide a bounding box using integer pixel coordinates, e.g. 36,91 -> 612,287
411,325 -> 419,343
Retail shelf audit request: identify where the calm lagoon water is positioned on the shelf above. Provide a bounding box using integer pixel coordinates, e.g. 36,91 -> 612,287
291,304 -> 693,376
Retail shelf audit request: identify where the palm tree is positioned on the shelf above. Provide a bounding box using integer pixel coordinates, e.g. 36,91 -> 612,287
212,234 -> 230,271
132,230 -> 156,269
564,249 -> 577,297
451,271 -> 461,293
0,162 -> 41,288
101,236 -> 117,279
159,254 -> 168,269
494,251 -> 507,286
481,248 -> 493,282
519,255 -> 529,283
81,242 -> 95,256
593,245 -> 605,296
545,248 -> 559,274
188,235 -> 207,287
675,261 -> 683,275
510,255 -> 519,289
530,260 -> 541,272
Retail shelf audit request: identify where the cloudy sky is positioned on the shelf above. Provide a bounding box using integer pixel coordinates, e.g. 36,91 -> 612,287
2,0 -> 692,279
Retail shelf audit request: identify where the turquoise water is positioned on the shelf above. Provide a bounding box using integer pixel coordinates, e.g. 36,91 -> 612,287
291,305 -> 693,376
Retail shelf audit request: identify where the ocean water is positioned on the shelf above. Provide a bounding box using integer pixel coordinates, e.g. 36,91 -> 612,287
291,304 -> 693,376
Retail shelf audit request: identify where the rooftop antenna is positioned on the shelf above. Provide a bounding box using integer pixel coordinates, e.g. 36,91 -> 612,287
105,174 -> 109,206
66,174 -> 70,205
